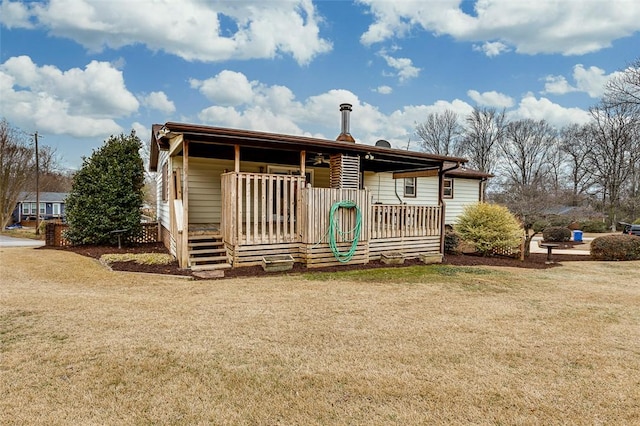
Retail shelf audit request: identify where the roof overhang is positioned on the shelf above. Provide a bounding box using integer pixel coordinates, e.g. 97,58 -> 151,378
150,122 -> 469,173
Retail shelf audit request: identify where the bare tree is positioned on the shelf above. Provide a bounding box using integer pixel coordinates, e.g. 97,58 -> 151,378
585,103 -> 640,229
0,120 -> 35,228
559,124 -> 596,205
34,145 -> 73,193
603,57 -> 640,112
498,119 -> 557,188
460,107 -> 506,174
494,119 -> 559,256
415,110 -> 463,156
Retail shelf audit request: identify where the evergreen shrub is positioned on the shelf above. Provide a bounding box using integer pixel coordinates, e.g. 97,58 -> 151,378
454,203 -> 522,256
542,226 -> 572,242
590,235 -> 640,261
65,131 -> 144,245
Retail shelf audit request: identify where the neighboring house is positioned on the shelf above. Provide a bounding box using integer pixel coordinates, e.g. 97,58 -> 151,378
149,103 -> 490,271
12,192 -> 69,224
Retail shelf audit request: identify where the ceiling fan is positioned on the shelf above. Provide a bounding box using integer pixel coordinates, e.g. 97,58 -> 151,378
310,153 -> 330,165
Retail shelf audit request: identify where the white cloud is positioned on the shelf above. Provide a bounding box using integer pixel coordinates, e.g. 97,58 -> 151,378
509,93 -> 591,127
191,70 -> 477,150
473,41 -> 510,57
12,0 -> 331,65
374,85 -> 393,94
139,91 -> 175,115
358,0 -> 640,55
190,70 -> 255,106
543,64 -> 622,98
380,52 -> 420,82
131,122 -> 150,142
542,75 -> 575,96
467,90 -> 514,108
0,55 -> 137,137
0,0 -> 33,28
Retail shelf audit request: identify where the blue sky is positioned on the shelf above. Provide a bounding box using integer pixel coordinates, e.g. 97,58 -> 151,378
1,0 -> 639,169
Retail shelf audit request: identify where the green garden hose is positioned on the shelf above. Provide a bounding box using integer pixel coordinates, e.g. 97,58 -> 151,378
328,200 -> 362,263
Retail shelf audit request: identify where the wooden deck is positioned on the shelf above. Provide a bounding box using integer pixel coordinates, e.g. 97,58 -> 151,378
213,172 -> 443,268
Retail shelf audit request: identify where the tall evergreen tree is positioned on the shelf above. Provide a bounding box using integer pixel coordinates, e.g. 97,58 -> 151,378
65,131 -> 144,245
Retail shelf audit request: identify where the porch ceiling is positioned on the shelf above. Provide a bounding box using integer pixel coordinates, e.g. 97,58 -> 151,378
155,122 -> 468,173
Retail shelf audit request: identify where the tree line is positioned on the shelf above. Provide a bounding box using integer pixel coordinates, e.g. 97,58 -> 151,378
415,57 -> 640,230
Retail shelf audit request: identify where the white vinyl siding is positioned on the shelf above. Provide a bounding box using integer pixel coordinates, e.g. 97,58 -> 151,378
364,172 -> 439,205
156,151 -> 171,229
441,178 -> 481,225
363,172 -> 482,225
188,158 -> 234,224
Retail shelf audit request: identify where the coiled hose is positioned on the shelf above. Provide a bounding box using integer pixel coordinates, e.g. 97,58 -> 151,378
328,200 -> 362,263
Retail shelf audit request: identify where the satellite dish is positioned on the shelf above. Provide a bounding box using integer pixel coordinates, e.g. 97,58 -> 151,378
375,139 -> 391,148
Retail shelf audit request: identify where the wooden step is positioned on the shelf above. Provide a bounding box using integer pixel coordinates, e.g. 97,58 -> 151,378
190,255 -> 228,263
188,241 -> 224,248
188,233 -> 221,240
188,248 -> 226,256
191,263 -> 232,271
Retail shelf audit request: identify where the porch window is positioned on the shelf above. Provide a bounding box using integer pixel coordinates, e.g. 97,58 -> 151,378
161,162 -> 168,202
443,178 -> 453,198
404,177 -> 416,198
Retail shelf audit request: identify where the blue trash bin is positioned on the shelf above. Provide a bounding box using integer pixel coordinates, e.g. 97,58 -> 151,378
573,230 -> 583,242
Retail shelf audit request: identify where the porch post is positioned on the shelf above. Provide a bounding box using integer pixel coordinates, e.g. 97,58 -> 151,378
438,164 -> 446,255
300,150 -> 306,179
182,139 -> 189,268
234,145 -> 240,172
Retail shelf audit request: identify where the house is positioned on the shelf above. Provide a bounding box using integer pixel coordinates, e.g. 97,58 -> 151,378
12,192 -> 69,225
149,104 -> 489,271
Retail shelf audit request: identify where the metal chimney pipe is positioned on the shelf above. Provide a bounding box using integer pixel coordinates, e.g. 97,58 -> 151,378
336,103 -> 355,143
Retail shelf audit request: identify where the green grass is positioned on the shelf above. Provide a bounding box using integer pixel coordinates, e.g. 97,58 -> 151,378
302,264 -> 498,283
100,253 -> 174,265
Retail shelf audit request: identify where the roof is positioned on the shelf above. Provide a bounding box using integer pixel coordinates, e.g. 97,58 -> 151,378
17,192 -> 69,203
150,122 -> 469,173
444,165 -> 493,179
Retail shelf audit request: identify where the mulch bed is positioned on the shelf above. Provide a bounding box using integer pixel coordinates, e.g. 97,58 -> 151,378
41,242 -> 592,280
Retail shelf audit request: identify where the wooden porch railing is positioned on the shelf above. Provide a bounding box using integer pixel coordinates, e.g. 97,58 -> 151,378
221,172 -> 305,245
221,172 -> 442,249
370,204 -> 441,239
300,188 -> 370,244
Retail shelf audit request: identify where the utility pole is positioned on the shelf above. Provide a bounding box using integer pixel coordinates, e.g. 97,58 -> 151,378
34,131 -> 40,236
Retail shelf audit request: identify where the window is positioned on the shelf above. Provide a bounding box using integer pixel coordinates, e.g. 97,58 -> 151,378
404,177 -> 416,197
52,203 -> 60,215
22,203 -> 31,215
443,178 -> 453,198
267,166 -> 313,186
161,162 -> 168,202
39,203 -> 46,215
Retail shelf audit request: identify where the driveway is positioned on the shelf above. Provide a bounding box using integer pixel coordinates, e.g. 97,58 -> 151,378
0,235 -> 45,248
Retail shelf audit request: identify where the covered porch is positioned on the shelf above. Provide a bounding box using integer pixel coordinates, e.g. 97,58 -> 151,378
152,119 -> 465,270
194,172 -> 443,268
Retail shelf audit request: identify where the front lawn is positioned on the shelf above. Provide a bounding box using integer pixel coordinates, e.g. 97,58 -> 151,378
1,248 -> 639,424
